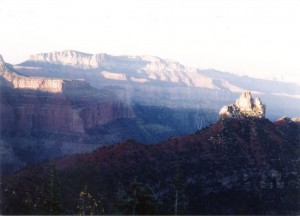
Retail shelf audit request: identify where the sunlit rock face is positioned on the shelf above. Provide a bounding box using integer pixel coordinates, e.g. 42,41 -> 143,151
1,54 -> 66,93
0,54 -> 134,134
219,91 -> 266,119
25,50 -> 218,89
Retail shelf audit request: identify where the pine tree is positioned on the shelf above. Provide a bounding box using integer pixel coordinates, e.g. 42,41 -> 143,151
116,178 -> 156,215
173,162 -> 187,215
43,164 -> 62,214
28,165 -> 62,215
32,185 -> 46,214
77,185 -> 103,215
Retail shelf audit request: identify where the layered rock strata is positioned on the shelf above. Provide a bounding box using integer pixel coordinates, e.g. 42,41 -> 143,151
0,55 -> 134,133
1,55 -> 90,93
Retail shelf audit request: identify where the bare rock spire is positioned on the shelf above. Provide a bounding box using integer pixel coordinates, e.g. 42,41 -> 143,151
219,91 -> 266,119
0,54 -> 5,70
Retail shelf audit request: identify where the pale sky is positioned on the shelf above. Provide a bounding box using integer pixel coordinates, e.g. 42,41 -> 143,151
0,0 -> 300,84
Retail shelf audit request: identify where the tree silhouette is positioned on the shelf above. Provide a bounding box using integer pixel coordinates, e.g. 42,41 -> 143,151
77,185 -> 103,215
43,164 -> 62,214
116,178 -> 156,215
22,165 -> 62,214
173,162 -> 187,215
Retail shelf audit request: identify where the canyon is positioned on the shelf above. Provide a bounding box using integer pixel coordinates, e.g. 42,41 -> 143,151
1,54 -> 215,173
1,51 -> 300,174
1,51 -> 299,214
0,55 -> 134,172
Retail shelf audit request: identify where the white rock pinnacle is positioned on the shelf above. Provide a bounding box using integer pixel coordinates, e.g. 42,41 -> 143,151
219,91 -> 266,119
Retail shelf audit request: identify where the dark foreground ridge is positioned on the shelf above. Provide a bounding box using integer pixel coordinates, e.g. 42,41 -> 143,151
1,115 -> 299,215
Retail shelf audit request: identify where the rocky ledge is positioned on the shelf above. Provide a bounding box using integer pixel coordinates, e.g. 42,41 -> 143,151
219,91 -> 266,119
0,54 -> 91,93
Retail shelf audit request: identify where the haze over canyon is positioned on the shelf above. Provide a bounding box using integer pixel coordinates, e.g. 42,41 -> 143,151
0,50 -> 299,174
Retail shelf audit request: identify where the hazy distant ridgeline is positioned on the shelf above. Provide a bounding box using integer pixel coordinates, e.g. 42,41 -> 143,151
15,50 -> 300,118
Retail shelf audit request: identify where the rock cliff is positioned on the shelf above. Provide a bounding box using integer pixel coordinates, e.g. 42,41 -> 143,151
24,50 -> 217,89
0,54 -> 133,134
0,54 -> 136,173
0,54 -> 92,93
219,91 -> 266,119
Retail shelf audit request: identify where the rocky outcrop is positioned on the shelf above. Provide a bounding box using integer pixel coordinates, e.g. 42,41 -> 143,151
219,91 -> 266,119
0,55 -> 6,70
292,117 -> 300,126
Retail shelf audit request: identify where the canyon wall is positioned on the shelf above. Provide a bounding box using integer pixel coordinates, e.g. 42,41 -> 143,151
0,55 -> 134,134
1,88 -> 133,134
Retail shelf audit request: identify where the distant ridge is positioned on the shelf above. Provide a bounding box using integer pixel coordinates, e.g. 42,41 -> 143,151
13,50 -> 300,118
